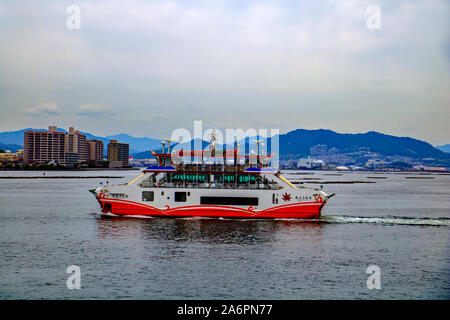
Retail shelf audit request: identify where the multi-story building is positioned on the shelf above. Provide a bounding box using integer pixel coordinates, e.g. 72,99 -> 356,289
64,153 -> 79,167
87,139 -> 104,161
107,140 -> 129,167
23,126 -> 66,164
24,126 -> 88,166
23,126 -> 129,167
65,127 -> 88,162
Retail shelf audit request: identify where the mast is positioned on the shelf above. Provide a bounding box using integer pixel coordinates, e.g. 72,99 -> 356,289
256,140 -> 265,168
162,139 -> 173,154
209,129 -> 217,157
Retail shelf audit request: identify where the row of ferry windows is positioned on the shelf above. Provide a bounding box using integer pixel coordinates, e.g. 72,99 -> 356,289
142,191 -> 190,202
142,191 -> 259,206
169,174 -> 257,183
142,191 -> 188,202
140,173 -> 282,189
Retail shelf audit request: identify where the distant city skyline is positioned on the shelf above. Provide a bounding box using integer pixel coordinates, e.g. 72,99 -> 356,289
0,0 -> 449,145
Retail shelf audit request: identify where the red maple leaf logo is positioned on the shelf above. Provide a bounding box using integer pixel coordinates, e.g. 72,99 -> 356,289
282,192 -> 292,202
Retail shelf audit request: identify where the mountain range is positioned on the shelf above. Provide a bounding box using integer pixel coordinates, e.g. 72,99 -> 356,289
0,128 -> 448,163
436,144 -> 450,153
277,129 -> 448,159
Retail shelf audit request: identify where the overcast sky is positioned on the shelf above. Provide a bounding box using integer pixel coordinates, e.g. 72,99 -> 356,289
0,0 -> 448,145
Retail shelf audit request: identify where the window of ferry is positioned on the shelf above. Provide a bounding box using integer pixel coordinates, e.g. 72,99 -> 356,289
175,192 -> 187,202
142,191 -> 154,201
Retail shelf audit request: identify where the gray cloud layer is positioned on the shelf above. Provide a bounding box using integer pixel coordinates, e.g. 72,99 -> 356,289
0,0 -> 448,144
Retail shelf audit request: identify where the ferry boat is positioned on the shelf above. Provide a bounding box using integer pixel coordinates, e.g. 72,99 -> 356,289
92,142 -> 333,219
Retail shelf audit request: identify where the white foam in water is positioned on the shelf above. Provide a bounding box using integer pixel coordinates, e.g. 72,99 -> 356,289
95,211 -> 116,218
96,211 -> 155,219
95,211 -> 449,226
323,215 -> 450,226
96,212 -> 450,226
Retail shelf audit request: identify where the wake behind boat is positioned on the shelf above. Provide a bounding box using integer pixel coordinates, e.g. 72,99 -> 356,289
91,141 -> 333,219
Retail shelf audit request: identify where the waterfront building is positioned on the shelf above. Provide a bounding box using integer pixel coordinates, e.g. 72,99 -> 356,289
23,126 -> 89,166
87,139 -> 104,161
107,140 -> 129,167
64,152 -> 78,167
23,126 -> 66,164
65,127 -> 88,162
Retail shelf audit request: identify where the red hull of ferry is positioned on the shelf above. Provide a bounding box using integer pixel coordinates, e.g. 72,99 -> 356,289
98,198 -> 324,219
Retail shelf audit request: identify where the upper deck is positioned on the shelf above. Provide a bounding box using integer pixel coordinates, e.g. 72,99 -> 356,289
132,148 -> 286,190
150,148 -> 275,173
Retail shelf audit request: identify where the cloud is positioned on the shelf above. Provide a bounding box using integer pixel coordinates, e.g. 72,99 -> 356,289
0,0 -> 449,144
77,104 -> 113,118
25,102 -> 61,116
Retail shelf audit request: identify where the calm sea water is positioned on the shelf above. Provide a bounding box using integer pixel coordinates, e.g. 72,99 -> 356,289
0,170 -> 448,299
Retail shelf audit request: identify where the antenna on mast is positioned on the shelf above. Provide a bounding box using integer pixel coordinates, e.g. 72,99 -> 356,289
254,139 -> 264,167
209,129 -> 217,156
255,140 -> 264,156
162,139 -> 174,154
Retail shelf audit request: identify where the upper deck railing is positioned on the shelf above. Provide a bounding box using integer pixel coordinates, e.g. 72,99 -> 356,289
151,149 -> 275,170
